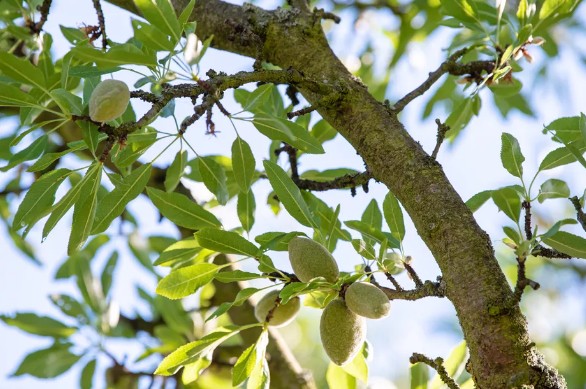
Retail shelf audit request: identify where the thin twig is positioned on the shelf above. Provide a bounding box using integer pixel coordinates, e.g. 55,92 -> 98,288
570,196 -> 586,232
409,353 -> 460,389
431,119 -> 449,159
392,48 -> 470,112
403,261 -> 424,288
512,256 -> 540,304
26,0 -> 53,34
92,0 -> 108,50
522,201 -> 533,240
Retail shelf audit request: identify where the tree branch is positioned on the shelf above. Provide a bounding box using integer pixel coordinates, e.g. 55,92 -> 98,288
410,353 -> 460,389
570,196 -> 586,232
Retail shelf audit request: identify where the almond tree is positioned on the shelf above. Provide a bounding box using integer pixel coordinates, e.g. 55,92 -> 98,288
1,0 -> 585,388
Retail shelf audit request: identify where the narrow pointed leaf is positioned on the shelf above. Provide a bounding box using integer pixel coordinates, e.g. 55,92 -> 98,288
237,190 -> 256,232
156,263 -> 219,299
263,160 -> 316,228
491,187 -> 521,222
195,228 -> 260,257
68,163 -> 103,254
13,345 -> 81,378
147,187 -> 221,230
13,169 -> 70,230
253,114 -> 324,154
232,137 -> 256,192
542,231 -> 586,259
92,164 -> 152,233
501,133 -> 525,178
383,192 -> 405,241
0,52 -> 47,90
198,157 -> 229,205
165,150 -> 187,192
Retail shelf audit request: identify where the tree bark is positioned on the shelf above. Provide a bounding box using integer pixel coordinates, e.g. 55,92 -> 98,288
105,0 -> 567,387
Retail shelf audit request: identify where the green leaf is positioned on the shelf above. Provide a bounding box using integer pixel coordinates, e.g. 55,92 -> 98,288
178,0 -> 196,26
132,19 -> 175,51
252,114 -> 324,154
233,330 -> 269,387
100,251 -> 119,297
255,231 -> 305,251
206,287 -> 261,321
489,78 -> 523,97
165,150 -> 187,192
28,142 -> 87,172
247,359 -> 270,389
361,199 -> 382,230
1,313 -> 76,337
542,231 -> 586,259
68,162 -> 103,255
538,179 -> 570,203
214,270 -> 261,283
238,190 -> 256,232
68,65 -> 123,78
410,363 -> 430,389
445,96 -> 479,139
13,344 -> 81,378
311,119 -> 337,144
344,220 -> 400,248
263,160 -> 316,228
71,44 -> 157,68
232,137 -> 256,193
0,135 -> 48,172
0,51 -> 47,91
92,164 -> 152,234
540,218 -> 578,239
155,325 -> 248,375
112,127 -> 157,168
341,348 -> 369,383
154,238 -> 200,266
13,168 -> 70,231
0,83 -> 37,107
441,0 -> 482,30
156,263 -> 219,299
326,363 -> 357,389
50,89 -> 83,116
501,133 -> 525,178
538,142 -> 586,171
232,342 -> 258,386
80,359 -> 96,389
43,174 -> 86,239
49,294 -> 88,323
491,187 -> 521,222
134,0 -> 182,43
234,84 -> 274,114
545,116 -> 581,143
539,0 -> 574,20
383,192 -> 405,241
352,239 -> 376,260
198,156 -> 229,205
195,228 -> 260,257
465,190 -> 493,212
517,0 -> 528,25
147,187 -> 221,230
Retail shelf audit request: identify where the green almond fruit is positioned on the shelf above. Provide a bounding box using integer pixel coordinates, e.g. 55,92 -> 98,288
320,298 -> 366,365
288,237 -> 339,283
345,281 -> 390,319
89,79 -> 130,123
254,290 -> 301,327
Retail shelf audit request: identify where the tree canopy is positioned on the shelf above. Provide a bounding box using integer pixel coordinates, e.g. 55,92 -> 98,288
1,0 -> 585,388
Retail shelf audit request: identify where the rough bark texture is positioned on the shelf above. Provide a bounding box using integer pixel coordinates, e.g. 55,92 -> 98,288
104,0 -> 567,387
